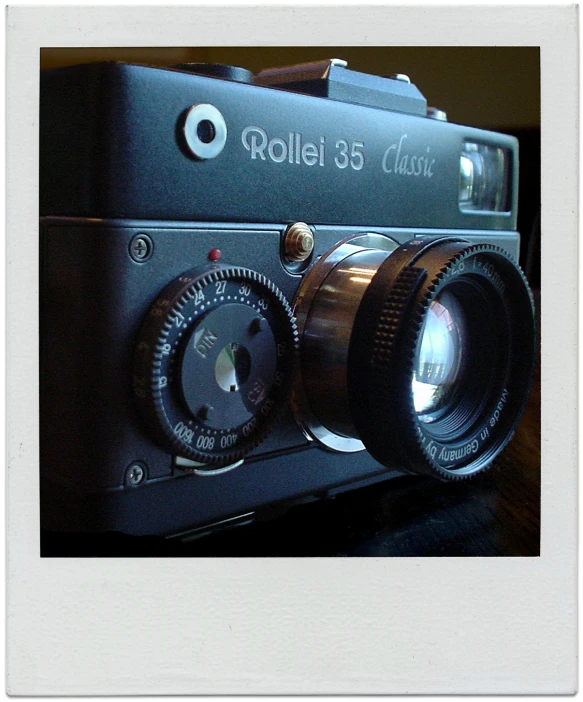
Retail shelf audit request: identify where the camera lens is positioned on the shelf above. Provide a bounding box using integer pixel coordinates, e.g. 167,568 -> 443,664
413,289 -> 466,421
406,275 -> 512,450
294,235 -> 535,479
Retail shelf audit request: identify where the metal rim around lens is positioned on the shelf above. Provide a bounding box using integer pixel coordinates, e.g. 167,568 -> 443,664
347,238 -> 536,480
183,104 -> 227,160
292,233 -> 399,453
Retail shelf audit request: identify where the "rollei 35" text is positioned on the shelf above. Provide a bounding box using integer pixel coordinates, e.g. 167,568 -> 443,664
241,126 -> 436,177
241,126 -> 363,170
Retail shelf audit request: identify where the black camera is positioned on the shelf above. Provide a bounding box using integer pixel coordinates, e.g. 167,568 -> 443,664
40,58 -> 536,538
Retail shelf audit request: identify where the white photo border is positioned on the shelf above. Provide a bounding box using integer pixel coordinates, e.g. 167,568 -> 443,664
6,5 -> 577,695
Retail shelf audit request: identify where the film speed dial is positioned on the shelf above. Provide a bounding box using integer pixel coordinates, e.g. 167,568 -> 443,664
134,266 -> 298,468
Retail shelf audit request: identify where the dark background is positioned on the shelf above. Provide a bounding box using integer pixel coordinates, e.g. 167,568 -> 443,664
41,47 -> 540,557
41,46 -> 541,131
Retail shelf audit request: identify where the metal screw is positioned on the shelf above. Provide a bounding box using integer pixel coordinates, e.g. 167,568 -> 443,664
129,234 -> 153,262
284,222 -> 315,262
127,463 -> 145,486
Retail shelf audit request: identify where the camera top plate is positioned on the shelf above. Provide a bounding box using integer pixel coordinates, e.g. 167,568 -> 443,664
40,60 -> 518,231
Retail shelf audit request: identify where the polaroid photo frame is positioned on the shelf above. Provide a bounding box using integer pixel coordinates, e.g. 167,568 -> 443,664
6,4 -> 578,695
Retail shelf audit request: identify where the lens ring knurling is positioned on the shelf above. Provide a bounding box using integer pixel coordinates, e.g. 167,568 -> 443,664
134,265 -> 298,466
347,239 -> 536,481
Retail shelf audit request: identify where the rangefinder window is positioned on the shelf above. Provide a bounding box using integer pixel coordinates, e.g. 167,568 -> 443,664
459,142 -> 511,213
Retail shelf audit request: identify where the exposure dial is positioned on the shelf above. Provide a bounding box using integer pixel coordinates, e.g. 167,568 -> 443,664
134,265 -> 298,468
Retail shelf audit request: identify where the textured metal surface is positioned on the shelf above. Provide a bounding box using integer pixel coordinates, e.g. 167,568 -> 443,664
40,218 -> 523,535
40,62 -> 518,229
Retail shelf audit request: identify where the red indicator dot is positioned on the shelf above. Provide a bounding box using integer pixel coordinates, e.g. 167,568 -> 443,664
208,248 -> 222,262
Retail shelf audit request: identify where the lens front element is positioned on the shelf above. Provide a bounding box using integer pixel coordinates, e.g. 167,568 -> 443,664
413,289 -> 466,421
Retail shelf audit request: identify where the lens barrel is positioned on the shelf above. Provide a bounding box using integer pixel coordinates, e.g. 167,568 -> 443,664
295,235 -> 536,480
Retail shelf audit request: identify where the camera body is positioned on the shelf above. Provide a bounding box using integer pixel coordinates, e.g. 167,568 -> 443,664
40,59 -> 531,538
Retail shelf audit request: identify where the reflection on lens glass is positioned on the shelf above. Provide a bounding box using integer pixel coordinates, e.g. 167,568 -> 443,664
412,290 -> 465,422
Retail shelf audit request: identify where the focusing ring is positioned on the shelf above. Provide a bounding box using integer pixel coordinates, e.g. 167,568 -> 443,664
347,237 -> 536,480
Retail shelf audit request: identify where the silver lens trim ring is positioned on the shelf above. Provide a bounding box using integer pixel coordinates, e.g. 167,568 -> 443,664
183,103 -> 227,160
292,233 -> 398,453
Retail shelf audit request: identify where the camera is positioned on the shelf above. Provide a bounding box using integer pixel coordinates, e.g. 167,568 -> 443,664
40,58 -> 536,538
